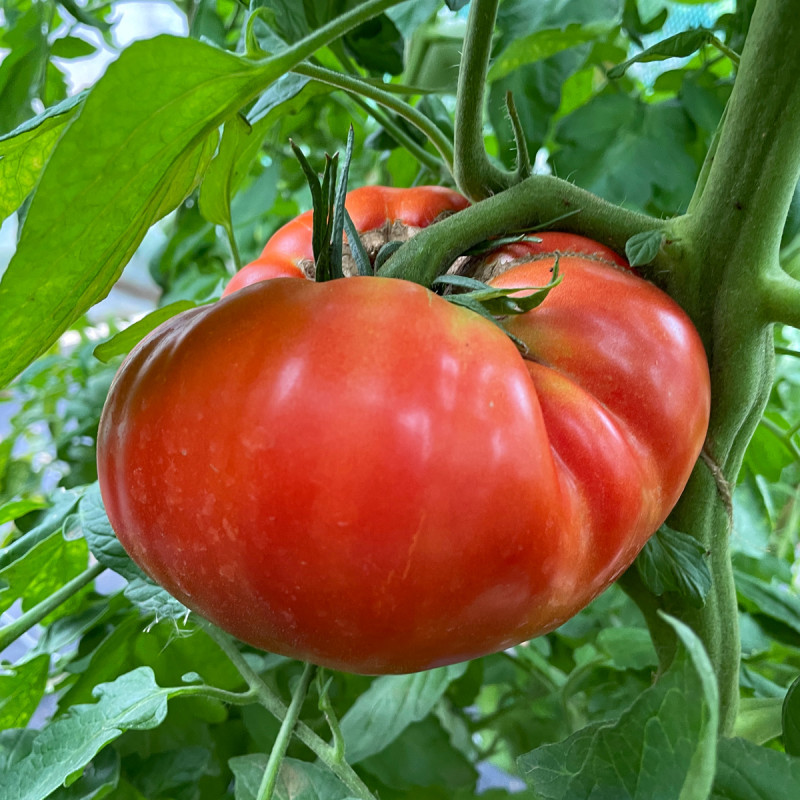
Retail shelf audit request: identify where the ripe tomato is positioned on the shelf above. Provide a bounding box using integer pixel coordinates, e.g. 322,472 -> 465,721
97,231 -> 710,674
222,185 -> 469,294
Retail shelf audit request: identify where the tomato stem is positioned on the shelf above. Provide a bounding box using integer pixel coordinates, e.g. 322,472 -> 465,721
453,0 -> 516,200
255,662 -> 317,800
199,621 -> 378,799
0,562 -> 104,653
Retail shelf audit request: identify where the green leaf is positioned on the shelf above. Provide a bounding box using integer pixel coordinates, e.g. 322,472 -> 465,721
783,676 -> 800,756
93,301 -> 199,364
733,697 -> 785,745
0,94 -> 84,223
0,667 -> 175,800
519,615 -> 718,799
48,747 -> 120,800
596,627 -> 659,671
489,25 -> 609,82
50,36 -> 97,59
735,570 -> 800,635
635,524 -> 712,608
78,484 -> 146,583
229,755 -> 352,800
0,654 -> 50,729
77,484 -> 188,620
711,737 -> 800,799
0,489 -> 82,569
626,229 -> 663,266
0,35 -> 277,389
0,498 -> 48,526
0,523 -> 89,619
608,29 -> 721,79
340,663 -> 468,763
345,14 -> 404,75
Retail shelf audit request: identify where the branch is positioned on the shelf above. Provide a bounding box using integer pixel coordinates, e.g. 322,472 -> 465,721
380,173 -> 661,286
758,268 -> 800,328
292,62 -> 454,177
453,0 -> 515,200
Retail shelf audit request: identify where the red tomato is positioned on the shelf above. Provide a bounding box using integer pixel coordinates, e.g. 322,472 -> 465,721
222,185 -> 469,295
97,230 -> 709,675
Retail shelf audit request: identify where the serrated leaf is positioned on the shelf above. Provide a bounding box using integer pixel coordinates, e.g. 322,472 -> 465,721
635,524 -> 712,607
78,484 -> 146,583
0,94 -> 84,223
735,570 -> 800,635
519,615 -> 718,799
340,663 -> 467,764
0,654 -> 50,729
123,576 -> 189,622
609,29 -> 718,79
711,737 -> 800,799
783,675 -> 800,756
0,668 -> 176,800
0,35 -> 284,389
93,301 -> 198,364
230,755 -> 352,800
626,229 -> 663,266
0,489 -> 82,569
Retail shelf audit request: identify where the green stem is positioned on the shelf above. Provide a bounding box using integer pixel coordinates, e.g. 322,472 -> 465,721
292,62 -> 454,177
199,622 -> 377,800
652,0 -> 800,736
267,0 -> 410,77
380,174 -> 660,286
256,663 -> 317,800
453,0 -> 514,200
0,562 -> 103,652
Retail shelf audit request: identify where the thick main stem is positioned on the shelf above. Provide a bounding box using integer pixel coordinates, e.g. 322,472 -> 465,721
659,0 -> 800,735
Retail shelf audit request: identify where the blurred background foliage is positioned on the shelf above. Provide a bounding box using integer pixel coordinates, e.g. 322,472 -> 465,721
1,1 -> 799,798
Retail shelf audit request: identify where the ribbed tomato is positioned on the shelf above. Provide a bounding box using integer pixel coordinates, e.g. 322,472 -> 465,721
97,227 -> 709,674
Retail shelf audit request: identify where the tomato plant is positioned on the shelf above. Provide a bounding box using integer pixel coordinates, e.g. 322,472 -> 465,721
2,1 -> 800,798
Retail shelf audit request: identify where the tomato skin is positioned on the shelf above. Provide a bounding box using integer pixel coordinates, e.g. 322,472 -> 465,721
97,234 -> 710,675
222,185 -> 469,295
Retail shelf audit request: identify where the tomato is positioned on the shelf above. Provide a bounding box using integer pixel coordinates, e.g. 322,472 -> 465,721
97,231 -> 709,675
222,185 -> 469,295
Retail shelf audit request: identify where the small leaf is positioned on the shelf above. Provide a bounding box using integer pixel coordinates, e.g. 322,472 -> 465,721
712,736 -> 800,799
735,570 -> 800,635
50,36 -> 97,59
78,484 -> 146,583
330,127 -> 356,280
0,668 -> 175,800
0,654 -> 50,730
635,524 -> 712,608
344,210 -> 372,276
93,301 -> 198,363
230,755 -> 352,800
608,29 -> 728,79
782,675 -> 800,756
340,663 -> 467,764
625,229 -> 663,266
519,615 -> 718,800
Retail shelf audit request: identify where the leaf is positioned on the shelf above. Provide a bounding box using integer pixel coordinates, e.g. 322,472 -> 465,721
608,28 -> 734,79
77,484 -> 188,620
0,498 -> 48,527
229,755 -> 353,800
519,615 -> 718,800
626,229 -> 663,266
735,570 -> 800,635
0,94 -> 84,223
93,301 -> 199,364
0,524 -> 89,618
0,654 -> 50,729
595,627 -> 659,671
344,14 -> 404,75
78,484 -> 146,583
783,676 -> 800,756
0,35 -> 279,389
635,524 -> 712,608
711,737 -> 800,800
47,747 -> 120,800
50,36 -> 97,59
0,488 -> 82,569
489,25 -> 609,82
340,663 -> 467,764
0,667 -> 175,800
